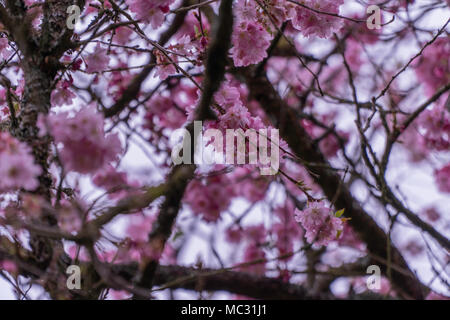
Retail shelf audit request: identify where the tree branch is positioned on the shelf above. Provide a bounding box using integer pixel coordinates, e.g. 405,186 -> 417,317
237,67 -> 427,299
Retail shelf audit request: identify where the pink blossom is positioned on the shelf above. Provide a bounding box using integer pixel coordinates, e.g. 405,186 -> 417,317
176,11 -> 210,40
114,214 -> 172,263
345,40 -> 364,72
113,26 -> 133,45
234,0 -> 259,23
426,291 -> 450,300
0,132 -> 42,192
235,0 -> 288,28
40,107 -> 122,174
415,37 -> 449,96
184,174 -> 235,223
0,37 -> 11,60
160,243 -> 177,265
126,215 -> 155,243
245,224 -> 266,243
403,239 -> 424,257
67,245 -> 89,261
215,83 -> 241,109
22,194 -> 45,218
294,201 -> 344,246
58,200 -> 83,233
51,80 -> 76,107
319,130 -> 349,158
154,50 -> 177,80
337,224 -> 365,251
85,45 -> 110,73
416,102 -> 450,151
127,0 -> 174,29
346,14 -> 381,44
144,95 -> 187,130
218,103 -> 252,129
423,207 -> 440,222
241,177 -> 270,202
232,168 -> 270,202
93,165 -> 131,199
0,260 -> 17,274
434,163 -> 450,193
109,290 -> 131,300
274,200 -> 303,257
399,127 -> 428,162
93,165 -> 128,190
226,226 -> 244,243
231,21 -> 272,67
0,105 -> 9,121
288,0 -> 344,38
241,244 -> 266,274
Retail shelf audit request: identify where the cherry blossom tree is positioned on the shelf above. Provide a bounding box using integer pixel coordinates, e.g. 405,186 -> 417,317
0,0 -> 449,300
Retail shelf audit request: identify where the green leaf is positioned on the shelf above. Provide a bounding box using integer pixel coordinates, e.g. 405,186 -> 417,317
172,230 -> 184,241
13,102 -> 20,113
335,208 -> 345,218
194,25 -> 200,37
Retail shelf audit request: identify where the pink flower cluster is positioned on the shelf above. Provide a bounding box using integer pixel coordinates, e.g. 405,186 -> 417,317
422,207 -> 441,222
294,201 -> 344,246
434,163 -> 450,194
231,1 -> 281,67
207,81 -> 285,173
302,113 -> 350,158
0,37 -> 11,60
399,126 -> 429,163
231,21 -> 272,67
415,37 -> 449,96
39,107 -> 122,174
85,44 -> 110,74
289,0 -> 345,38
211,81 -> 273,135
232,168 -> 270,203
227,223 -> 268,274
117,214 -> 176,263
273,200 -> 303,257
58,199 -> 83,233
184,173 -> 235,223
0,260 -> 17,275
0,132 -> 42,192
416,102 -> 450,151
144,94 -> 188,130
153,35 -> 201,80
229,0 -> 346,67
127,0 -> 174,29
92,164 -> 134,200
337,224 -> 365,251
93,165 -> 128,190
51,79 -> 76,107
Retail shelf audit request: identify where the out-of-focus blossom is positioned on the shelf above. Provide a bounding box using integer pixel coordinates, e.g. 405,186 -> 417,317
0,132 -> 42,192
416,37 -> 450,96
85,45 -> 110,73
39,107 -> 122,174
434,163 -> 450,193
51,80 -> 76,107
